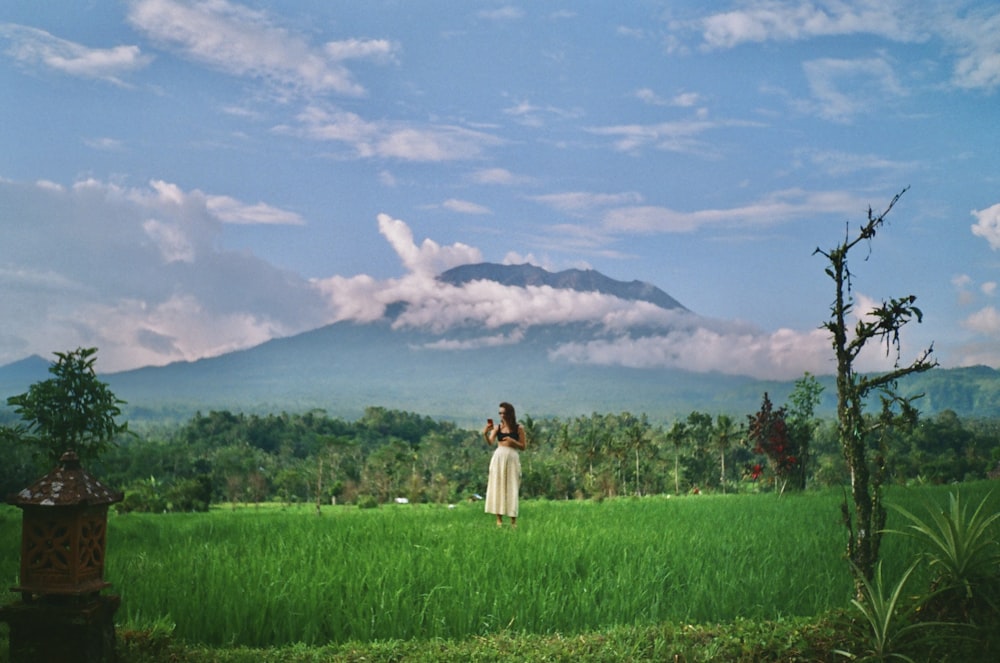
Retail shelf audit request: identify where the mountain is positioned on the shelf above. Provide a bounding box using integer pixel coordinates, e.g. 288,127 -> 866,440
2,264 -> 999,425
0,355 -> 51,397
96,317 -> 771,424
438,263 -> 688,311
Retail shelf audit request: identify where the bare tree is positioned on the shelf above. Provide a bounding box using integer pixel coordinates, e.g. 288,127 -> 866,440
813,187 -> 937,588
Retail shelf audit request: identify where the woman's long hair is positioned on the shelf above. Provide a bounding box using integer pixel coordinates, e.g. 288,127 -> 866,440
499,401 -> 517,431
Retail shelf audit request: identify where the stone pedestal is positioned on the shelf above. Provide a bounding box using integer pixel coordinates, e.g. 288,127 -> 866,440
0,595 -> 120,663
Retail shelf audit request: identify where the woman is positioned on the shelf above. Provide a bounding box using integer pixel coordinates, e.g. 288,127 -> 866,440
483,401 -> 526,527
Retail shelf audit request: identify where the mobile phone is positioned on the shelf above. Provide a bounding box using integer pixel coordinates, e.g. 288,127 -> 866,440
487,418 -> 494,426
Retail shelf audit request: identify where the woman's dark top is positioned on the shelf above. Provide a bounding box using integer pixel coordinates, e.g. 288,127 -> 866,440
497,429 -> 520,442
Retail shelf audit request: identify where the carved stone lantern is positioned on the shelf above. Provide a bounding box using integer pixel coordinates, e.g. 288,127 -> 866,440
0,451 -> 124,662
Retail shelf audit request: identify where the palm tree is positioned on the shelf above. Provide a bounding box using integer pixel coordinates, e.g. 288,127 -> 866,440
714,414 -> 737,494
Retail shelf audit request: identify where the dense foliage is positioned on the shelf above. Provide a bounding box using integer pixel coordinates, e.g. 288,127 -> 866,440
2,400 -> 998,511
4,347 -> 128,465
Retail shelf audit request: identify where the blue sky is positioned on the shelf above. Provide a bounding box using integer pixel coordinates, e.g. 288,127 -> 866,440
1,0 -> 998,379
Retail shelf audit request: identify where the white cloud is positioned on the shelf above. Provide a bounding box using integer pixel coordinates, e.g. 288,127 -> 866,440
442,199 -> 492,215
83,137 -> 127,151
635,88 -> 704,107
324,38 -> 398,63
206,195 -> 304,225
290,105 -> 502,161
311,274 -> 385,323
690,2 -> 999,92
634,88 -> 664,105
0,23 -> 151,84
601,188 -> 864,234
801,149 -> 918,176
376,213 -> 481,276
71,294 -> 286,371
531,191 -> 644,215
470,168 -> 529,185
698,1 -> 921,50
503,99 -> 582,128
421,330 -> 525,351
551,326 -> 833,380
962,306 -> 1000,336
0,177 -> 331,371
971,203 -> 1000,250
143,218 -> 195,263
503,252 -> 557,271
952,273 -> 975,306
952,274 -> 972,289
477,6 -> 525,21
127,0 -> 395,97
588,117 -> 762,155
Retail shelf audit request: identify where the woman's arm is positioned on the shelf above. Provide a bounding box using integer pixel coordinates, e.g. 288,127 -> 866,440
515,425 -> 527,450
483,423 -> 496,445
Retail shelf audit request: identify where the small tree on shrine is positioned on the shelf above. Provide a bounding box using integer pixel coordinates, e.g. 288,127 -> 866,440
6,347 -> 128,466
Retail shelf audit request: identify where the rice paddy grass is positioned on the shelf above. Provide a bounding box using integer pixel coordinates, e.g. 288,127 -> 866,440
1,483 -> 994,649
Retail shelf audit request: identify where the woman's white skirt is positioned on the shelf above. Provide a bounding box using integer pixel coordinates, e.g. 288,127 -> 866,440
485,446 -> 520,517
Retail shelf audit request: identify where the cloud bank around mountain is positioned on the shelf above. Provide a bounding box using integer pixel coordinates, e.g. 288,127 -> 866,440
0,177 -> 962,379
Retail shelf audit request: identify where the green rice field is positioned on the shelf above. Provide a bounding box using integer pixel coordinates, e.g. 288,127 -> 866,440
1,483 -> 995,649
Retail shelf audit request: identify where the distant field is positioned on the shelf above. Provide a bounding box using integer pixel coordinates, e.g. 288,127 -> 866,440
1,483 -> 995,649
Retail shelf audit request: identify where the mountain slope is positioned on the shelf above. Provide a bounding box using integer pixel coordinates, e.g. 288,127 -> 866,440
0,355 -> 51,400
97,317 -> 761,423
439,263 -> 687,311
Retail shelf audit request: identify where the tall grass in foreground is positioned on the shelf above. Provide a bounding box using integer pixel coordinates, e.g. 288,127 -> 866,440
0,483 -> 995,649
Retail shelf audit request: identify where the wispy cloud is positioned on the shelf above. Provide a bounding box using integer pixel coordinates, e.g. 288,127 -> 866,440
441,199 -> 492,215
601,188 -> 865,234
127,0 -> 396,97
942,7 -> 1000,90
83,137 -> 127,151
796,148 -> 919,176
697,1 -> 923,50
469,168 -> 531,186
503,99 -> 583,128
635,88 -> 704,108
799,56 -> 906,123
477,6 -> 525,22
287,105 -> 502,161
530,191 -> 643,216
587,116 -> 762,155
0,23 -> 151,84
206,195 -> 304,225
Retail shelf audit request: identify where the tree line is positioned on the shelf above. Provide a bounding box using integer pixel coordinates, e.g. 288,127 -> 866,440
3,398 -> 997,513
